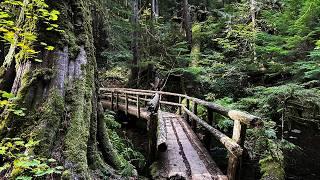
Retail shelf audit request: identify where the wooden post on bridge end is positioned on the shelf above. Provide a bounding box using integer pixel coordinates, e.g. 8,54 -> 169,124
111,92 -> 114,110
178,96 -> 182,115
186,98 -> 190,123
125,93 -> 128,115
147,111 -> 158,166
145,95 -> 148,107
137,95 -> 140,118
192,102 -> 198,131
116,92 -> 119,109
227,120 -> 247,180
204,107 -> 214,150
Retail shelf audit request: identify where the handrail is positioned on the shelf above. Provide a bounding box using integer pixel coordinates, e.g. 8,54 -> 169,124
100,88 -> 261,180
101,88 -> 261,127
183,106 -> 243,157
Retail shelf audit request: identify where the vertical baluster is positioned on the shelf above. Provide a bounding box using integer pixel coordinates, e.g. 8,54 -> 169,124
178,96 -> 182,115
192,102 -> 197,131
111,91 -> 114,110
145,95 -> 148,107
159,94 -> 162,110
125,93 -> 128,115
116,92 -> 119,109
137,95 -> 140,118
204,107 -> 214,150
186,98 -> 190,123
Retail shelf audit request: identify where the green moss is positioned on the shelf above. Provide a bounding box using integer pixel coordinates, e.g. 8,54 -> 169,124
260,155 -> 285,180
62,170 -> 72,180
33,89 -> 64,156
16,68 -> 54,102
0,68 -> 54,135
63,79 -> 91,178
150,162 -> 160,178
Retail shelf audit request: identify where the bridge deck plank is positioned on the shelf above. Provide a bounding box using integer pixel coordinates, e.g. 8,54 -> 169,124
102,101 -> 227,180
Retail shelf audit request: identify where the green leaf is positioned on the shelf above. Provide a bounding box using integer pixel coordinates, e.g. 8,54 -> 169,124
2,91 -> 15,99
14,141 -> 25,146
13,109 -> 25,116
40,42 -> 48,46
47,158 -> 56,163
0,163 -> 11,172
45,46 -> 55,51
25,139 -> 40,148
49,10 -> 60,21
0,146 -> 8,155
55,166 -> 64,170
34,59 -> 43,62
16,176 -> 32,180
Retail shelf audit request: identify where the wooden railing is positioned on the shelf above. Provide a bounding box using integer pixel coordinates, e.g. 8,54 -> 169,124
100,88 -> 261,180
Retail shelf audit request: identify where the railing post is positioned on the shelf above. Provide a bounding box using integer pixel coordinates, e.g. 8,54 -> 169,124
116,92 -> 119,109
178,96 -> 182,115
159,94 -> 162,110
204,107 -> 214,150
227,120 -> 247,180
137,95 -> 140,118
111,91 -> 114,110
125,93 -> 128,115
192,102 -> 197,131
145,95 -> 148,107
186,98 -> 190,122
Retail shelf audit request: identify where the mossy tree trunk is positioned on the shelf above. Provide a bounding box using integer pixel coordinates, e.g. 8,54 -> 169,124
0,0 -> 123,179
129,0 -> 140,87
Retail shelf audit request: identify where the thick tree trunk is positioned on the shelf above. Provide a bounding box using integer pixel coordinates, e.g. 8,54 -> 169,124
152,0 -> 159,20
129,0 -> 140,87
182,0 -> 192,50
250,0 -> 257,62
0,0 -> 123,179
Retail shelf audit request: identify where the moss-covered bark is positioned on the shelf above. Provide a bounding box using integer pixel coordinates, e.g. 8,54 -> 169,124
0,0 -> 124,179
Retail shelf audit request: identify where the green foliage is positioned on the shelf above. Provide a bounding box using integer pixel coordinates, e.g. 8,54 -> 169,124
104,111 -> 145,177
0,0 -> 61,64
101,0 -> 320,179
0,138 -> 64,179
101,66 -> 129,84
0,90 -> 25,116
211,83 -> 320,179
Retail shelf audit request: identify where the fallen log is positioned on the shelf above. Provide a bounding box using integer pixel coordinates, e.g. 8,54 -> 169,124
157,111 -> 167,152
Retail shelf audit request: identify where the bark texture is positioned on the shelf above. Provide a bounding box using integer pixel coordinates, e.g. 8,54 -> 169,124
0,0 -> 122,179
129,0 -> 140,87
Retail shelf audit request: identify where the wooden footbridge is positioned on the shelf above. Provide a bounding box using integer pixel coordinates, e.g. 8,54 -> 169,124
100,88 -> 261,180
